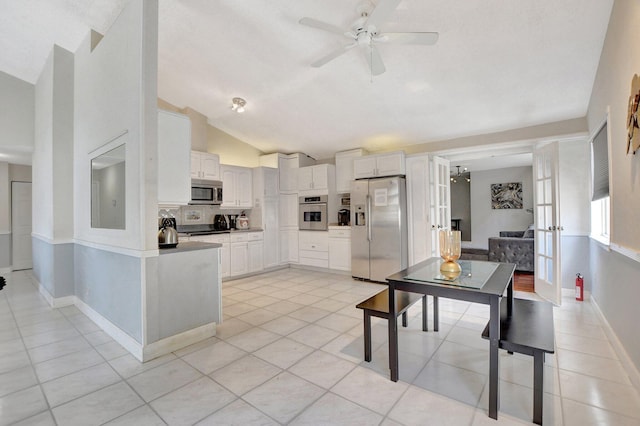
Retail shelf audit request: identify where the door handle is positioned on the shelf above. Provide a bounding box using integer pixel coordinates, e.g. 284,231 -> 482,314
366,194 -> 372,242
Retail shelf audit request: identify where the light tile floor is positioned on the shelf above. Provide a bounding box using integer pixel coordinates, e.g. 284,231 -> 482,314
1,268 -> 640,425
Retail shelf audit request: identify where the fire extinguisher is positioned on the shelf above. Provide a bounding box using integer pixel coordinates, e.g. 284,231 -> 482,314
575,273 -> 584,301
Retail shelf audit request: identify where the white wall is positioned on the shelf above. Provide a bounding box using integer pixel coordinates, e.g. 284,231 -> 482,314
586,0 -> 640,379
0,163 -> 8,234
467,166 -> 534,249
0,71 -> 34,164
74,0 -> 158,251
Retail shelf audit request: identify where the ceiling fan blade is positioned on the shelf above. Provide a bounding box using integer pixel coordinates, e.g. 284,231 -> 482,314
299,17 -> 345,35
311,43 -> 357,68
364,45 -> 386,76
381,32 -> 439,45
365,0 -> 401,30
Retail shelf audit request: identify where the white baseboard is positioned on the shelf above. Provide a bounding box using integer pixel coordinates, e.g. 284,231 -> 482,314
74,297 -> 144,362
590,294 -> 640,393
0,267 -> 11,274
36,282 -> 76,308
143,322 -> 216,362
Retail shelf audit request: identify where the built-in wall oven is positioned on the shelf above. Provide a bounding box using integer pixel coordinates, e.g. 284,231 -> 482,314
299,195 -> 328,231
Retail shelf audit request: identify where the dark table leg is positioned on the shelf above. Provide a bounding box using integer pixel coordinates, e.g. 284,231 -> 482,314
533,351 -> 544,425
489,296 -> 500,420
507,275 -> 514,316
388,282 -> 399,382
364,311 -> 372,362
422,295 -> 428,332
433,296 -> 439,332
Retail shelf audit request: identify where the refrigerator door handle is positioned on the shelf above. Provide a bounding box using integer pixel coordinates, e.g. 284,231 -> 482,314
366,194 -> 372,242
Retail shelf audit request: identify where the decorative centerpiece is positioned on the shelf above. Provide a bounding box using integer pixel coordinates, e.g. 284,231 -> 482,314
439,230 -> 462,277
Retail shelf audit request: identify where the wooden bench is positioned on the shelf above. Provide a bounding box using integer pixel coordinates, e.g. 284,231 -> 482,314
481,298 -> 555,425
356,289 -> 437,362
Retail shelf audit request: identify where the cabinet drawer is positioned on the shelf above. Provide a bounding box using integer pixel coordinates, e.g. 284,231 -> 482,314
299,250 -> 329,260
328,229 -> 351,238
298,231 -> 328,251
230,233 -> 249,243
208,234 -> 230,244
299,240 -> 328,252
299,257 -> 329,268
247,232 -> 263,241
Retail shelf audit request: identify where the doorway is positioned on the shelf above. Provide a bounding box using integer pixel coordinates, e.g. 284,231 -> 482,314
11,181 -> 32,270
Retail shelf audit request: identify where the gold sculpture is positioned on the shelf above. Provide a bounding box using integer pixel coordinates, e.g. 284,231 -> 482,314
627,74 -> 640,155
439,230 -> 461,278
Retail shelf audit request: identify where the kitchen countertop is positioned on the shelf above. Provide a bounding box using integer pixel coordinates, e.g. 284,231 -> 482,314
158,241 -> 221,254
176,225 -> 264,237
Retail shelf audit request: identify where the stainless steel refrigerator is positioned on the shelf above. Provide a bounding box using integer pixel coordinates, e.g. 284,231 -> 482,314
351,176 -> 408,282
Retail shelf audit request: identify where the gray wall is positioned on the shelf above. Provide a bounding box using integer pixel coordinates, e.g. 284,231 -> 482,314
0,234 -> 10,270
74,244 -> 142,343
32,238 -> 74,298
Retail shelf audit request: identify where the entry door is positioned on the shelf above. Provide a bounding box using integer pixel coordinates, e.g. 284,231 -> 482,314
11,181 -> 32,270
406,154 -> 431,266
533,143 -> 562,305
430,156 -> 451,257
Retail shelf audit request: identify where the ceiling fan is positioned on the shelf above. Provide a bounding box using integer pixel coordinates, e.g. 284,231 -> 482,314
299,0 -> 438,76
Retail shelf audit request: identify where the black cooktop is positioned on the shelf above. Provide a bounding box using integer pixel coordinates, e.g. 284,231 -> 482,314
176,224 -> 228,235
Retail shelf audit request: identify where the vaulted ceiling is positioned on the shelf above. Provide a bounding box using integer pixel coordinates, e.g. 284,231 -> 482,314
1,0 -> 613,162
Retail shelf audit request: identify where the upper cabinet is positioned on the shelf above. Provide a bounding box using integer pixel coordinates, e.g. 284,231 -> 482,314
158,110 -> 191,206
353,151 -> 406,179
335,148 -> 367,193
298,164 -> 330,192
259,152 -> 315,193
191,151 -> 220,181
220,165 -> 253,208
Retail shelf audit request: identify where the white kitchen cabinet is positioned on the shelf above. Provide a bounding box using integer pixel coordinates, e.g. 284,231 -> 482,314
158,110 -> 191,206
191,151 -> 220,181
279,229 -> 299,264
230,232 -> 249,276
328,227 -> 351,271
335,149 -> 367,194
279,193 -> 298,228
353,151 -> 406,179
262,198 -> 279,269
220,165 -> 253,208
260,152 -> 315,193
298,231 -> 329,268
298,164 -> 330,192
248,240 -> 264,272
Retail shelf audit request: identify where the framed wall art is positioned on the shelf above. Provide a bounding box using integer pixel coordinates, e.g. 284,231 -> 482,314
491,182 -> 523,209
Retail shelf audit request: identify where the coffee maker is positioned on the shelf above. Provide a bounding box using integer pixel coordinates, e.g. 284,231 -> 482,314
213,214 -> 228,231
227,214 -> 238,230
338,209 -> 350,226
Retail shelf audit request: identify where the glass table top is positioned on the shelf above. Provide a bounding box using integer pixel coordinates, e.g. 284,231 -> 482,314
404,260 -> 500,289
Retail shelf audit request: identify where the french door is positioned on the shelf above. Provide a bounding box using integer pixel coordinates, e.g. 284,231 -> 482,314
430,156 -> 451,258
533,143 -> 562,305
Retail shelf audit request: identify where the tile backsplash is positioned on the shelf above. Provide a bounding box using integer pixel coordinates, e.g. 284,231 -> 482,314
158,205 -> 249,226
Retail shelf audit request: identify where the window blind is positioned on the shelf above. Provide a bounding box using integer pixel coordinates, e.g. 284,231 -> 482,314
591,122 -> 609,201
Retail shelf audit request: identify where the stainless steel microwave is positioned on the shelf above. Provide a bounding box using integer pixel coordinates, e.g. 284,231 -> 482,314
299,195 -> 328,231
190,180 -> 222,205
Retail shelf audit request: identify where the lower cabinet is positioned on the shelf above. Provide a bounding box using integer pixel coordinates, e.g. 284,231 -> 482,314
279,228 -> 299,264
248,241 -> 264,272
299,231 -> 329,268
329,227 -> 351,271
190,234 -> 230,279
191,231 -> 263,278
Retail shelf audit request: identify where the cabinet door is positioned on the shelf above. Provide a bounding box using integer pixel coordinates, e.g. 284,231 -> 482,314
263,197 -> 279,268
264,168 -> 279,197
279,193 -> 298,228
353,157 -> 377,179
190,152 -> 201,179
248,241 -> 264,272
329,238 -> 351,271
312,165 -> 328,190
220,243 -> 230,278
279,230 -> 289,264
221,167 -> 237,207
158,111 -> 191,206
376,152 -> 405,176
230,242 -> 248,276
288,229 -> 299,263
236,168 -> 253,208
279,156 -> 297,193
335,155 -> 354,193
297,166 -> 314,191
200,153 -> 220,181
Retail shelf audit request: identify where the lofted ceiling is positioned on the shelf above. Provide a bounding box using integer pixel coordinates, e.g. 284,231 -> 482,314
1,0 -> 613,164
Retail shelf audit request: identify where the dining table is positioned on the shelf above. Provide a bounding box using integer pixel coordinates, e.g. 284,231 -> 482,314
386,257 -> 515,420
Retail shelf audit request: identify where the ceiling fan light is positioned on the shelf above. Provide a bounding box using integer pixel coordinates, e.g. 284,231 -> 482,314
231,97 -> 246,113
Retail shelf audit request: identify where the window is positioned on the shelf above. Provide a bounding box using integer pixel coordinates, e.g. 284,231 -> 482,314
590,118 -> 610,245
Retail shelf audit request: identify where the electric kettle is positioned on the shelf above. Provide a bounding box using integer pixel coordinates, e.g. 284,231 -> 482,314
158,218 -> 179,248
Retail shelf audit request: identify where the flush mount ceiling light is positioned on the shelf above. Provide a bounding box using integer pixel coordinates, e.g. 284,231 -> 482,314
450,165 -> 470,183
230,97 -> 246,113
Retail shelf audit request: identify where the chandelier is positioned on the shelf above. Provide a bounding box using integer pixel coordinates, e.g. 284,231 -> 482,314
450,165 -> 470,183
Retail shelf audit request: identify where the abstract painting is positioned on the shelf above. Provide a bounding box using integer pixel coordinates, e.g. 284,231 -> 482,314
491,182 -> 523,209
